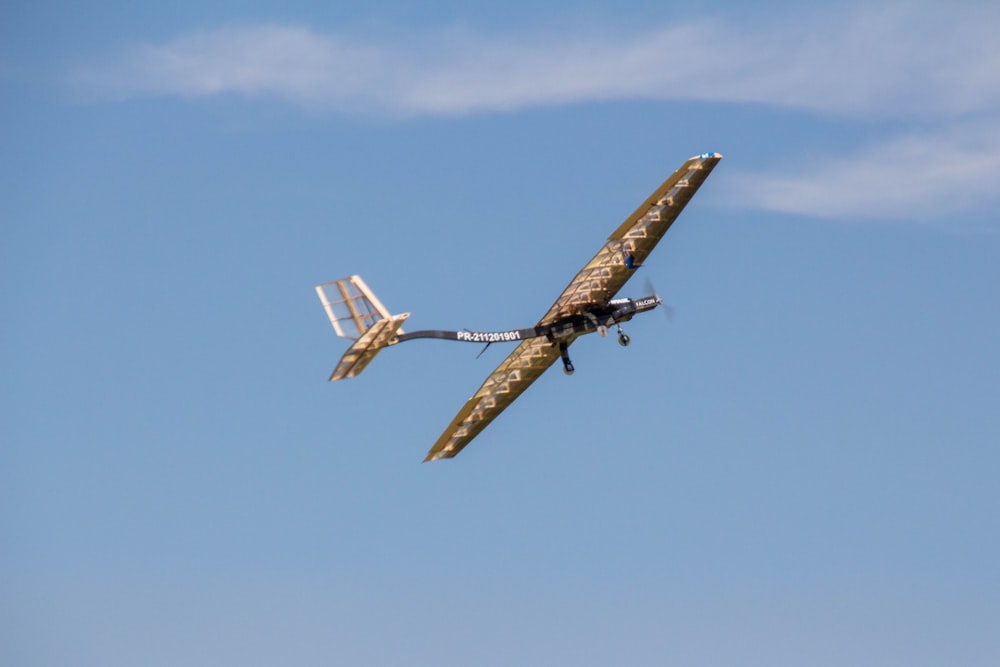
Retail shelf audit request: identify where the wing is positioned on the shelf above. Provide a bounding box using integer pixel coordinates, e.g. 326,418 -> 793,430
425,152 -> 723,461
423,337 -> 561,461
538,152 -> 722,326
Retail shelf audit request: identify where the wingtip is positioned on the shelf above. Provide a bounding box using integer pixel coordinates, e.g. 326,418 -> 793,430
694,152 -> 723,160
423,447 -> 461,462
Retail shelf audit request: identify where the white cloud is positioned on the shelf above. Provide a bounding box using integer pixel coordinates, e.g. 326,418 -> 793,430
725,118 -> 1000,223
72,5 -> 1000,224
74,6 -> 1000,119
76,26 -> 391,111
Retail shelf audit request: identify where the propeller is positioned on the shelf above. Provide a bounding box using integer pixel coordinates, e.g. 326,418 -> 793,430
644,278 -> 674,322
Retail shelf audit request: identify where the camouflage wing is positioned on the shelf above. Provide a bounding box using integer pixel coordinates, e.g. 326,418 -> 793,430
423,337 -> 561,461
538,152 -> 723,326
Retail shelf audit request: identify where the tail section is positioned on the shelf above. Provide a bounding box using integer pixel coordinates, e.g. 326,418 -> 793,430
315,275 -> 409,381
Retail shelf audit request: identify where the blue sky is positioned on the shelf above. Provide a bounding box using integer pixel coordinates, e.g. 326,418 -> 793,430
3,1 -> 999,665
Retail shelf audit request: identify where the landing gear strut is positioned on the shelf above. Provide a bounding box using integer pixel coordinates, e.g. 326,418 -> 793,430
559,340 -> 574,375
617,325 -> 631,347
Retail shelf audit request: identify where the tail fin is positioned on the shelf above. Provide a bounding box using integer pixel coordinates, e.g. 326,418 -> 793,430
315,275 -> 409,381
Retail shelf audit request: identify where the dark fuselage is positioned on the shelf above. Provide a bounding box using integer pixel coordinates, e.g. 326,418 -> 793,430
394,295 -> 661,346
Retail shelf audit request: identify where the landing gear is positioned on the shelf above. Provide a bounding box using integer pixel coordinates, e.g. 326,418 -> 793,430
559,340 -> 574,375
617,325 -> 631,347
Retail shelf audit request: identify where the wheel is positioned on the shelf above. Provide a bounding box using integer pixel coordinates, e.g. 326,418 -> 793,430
563,362 -> 575,376
618,333 -> 631,347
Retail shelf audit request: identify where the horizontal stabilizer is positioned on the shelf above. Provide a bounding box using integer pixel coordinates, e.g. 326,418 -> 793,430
329,313 -> 409,381
316,275 -> 409,381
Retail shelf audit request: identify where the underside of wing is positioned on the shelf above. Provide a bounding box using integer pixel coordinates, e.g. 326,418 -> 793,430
539,153 -> 722,326
424,337 -> 561,461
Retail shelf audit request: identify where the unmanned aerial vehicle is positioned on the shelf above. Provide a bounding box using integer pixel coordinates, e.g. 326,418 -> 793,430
316,152 -> 723,461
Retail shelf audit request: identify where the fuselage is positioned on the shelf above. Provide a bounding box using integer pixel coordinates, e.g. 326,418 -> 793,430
394,294 -> 661,346
542,294 -> 661,341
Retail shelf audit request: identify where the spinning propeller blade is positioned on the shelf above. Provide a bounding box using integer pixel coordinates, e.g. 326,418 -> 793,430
644,278 -> 674,322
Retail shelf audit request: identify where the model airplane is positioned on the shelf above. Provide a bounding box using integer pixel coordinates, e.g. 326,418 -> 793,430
317,152 -> 722,461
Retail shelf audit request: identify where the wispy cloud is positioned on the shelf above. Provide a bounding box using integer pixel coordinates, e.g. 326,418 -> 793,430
726,118 -> 1000,224
73,5 -> 1000,223
74,6 -> 1000,119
